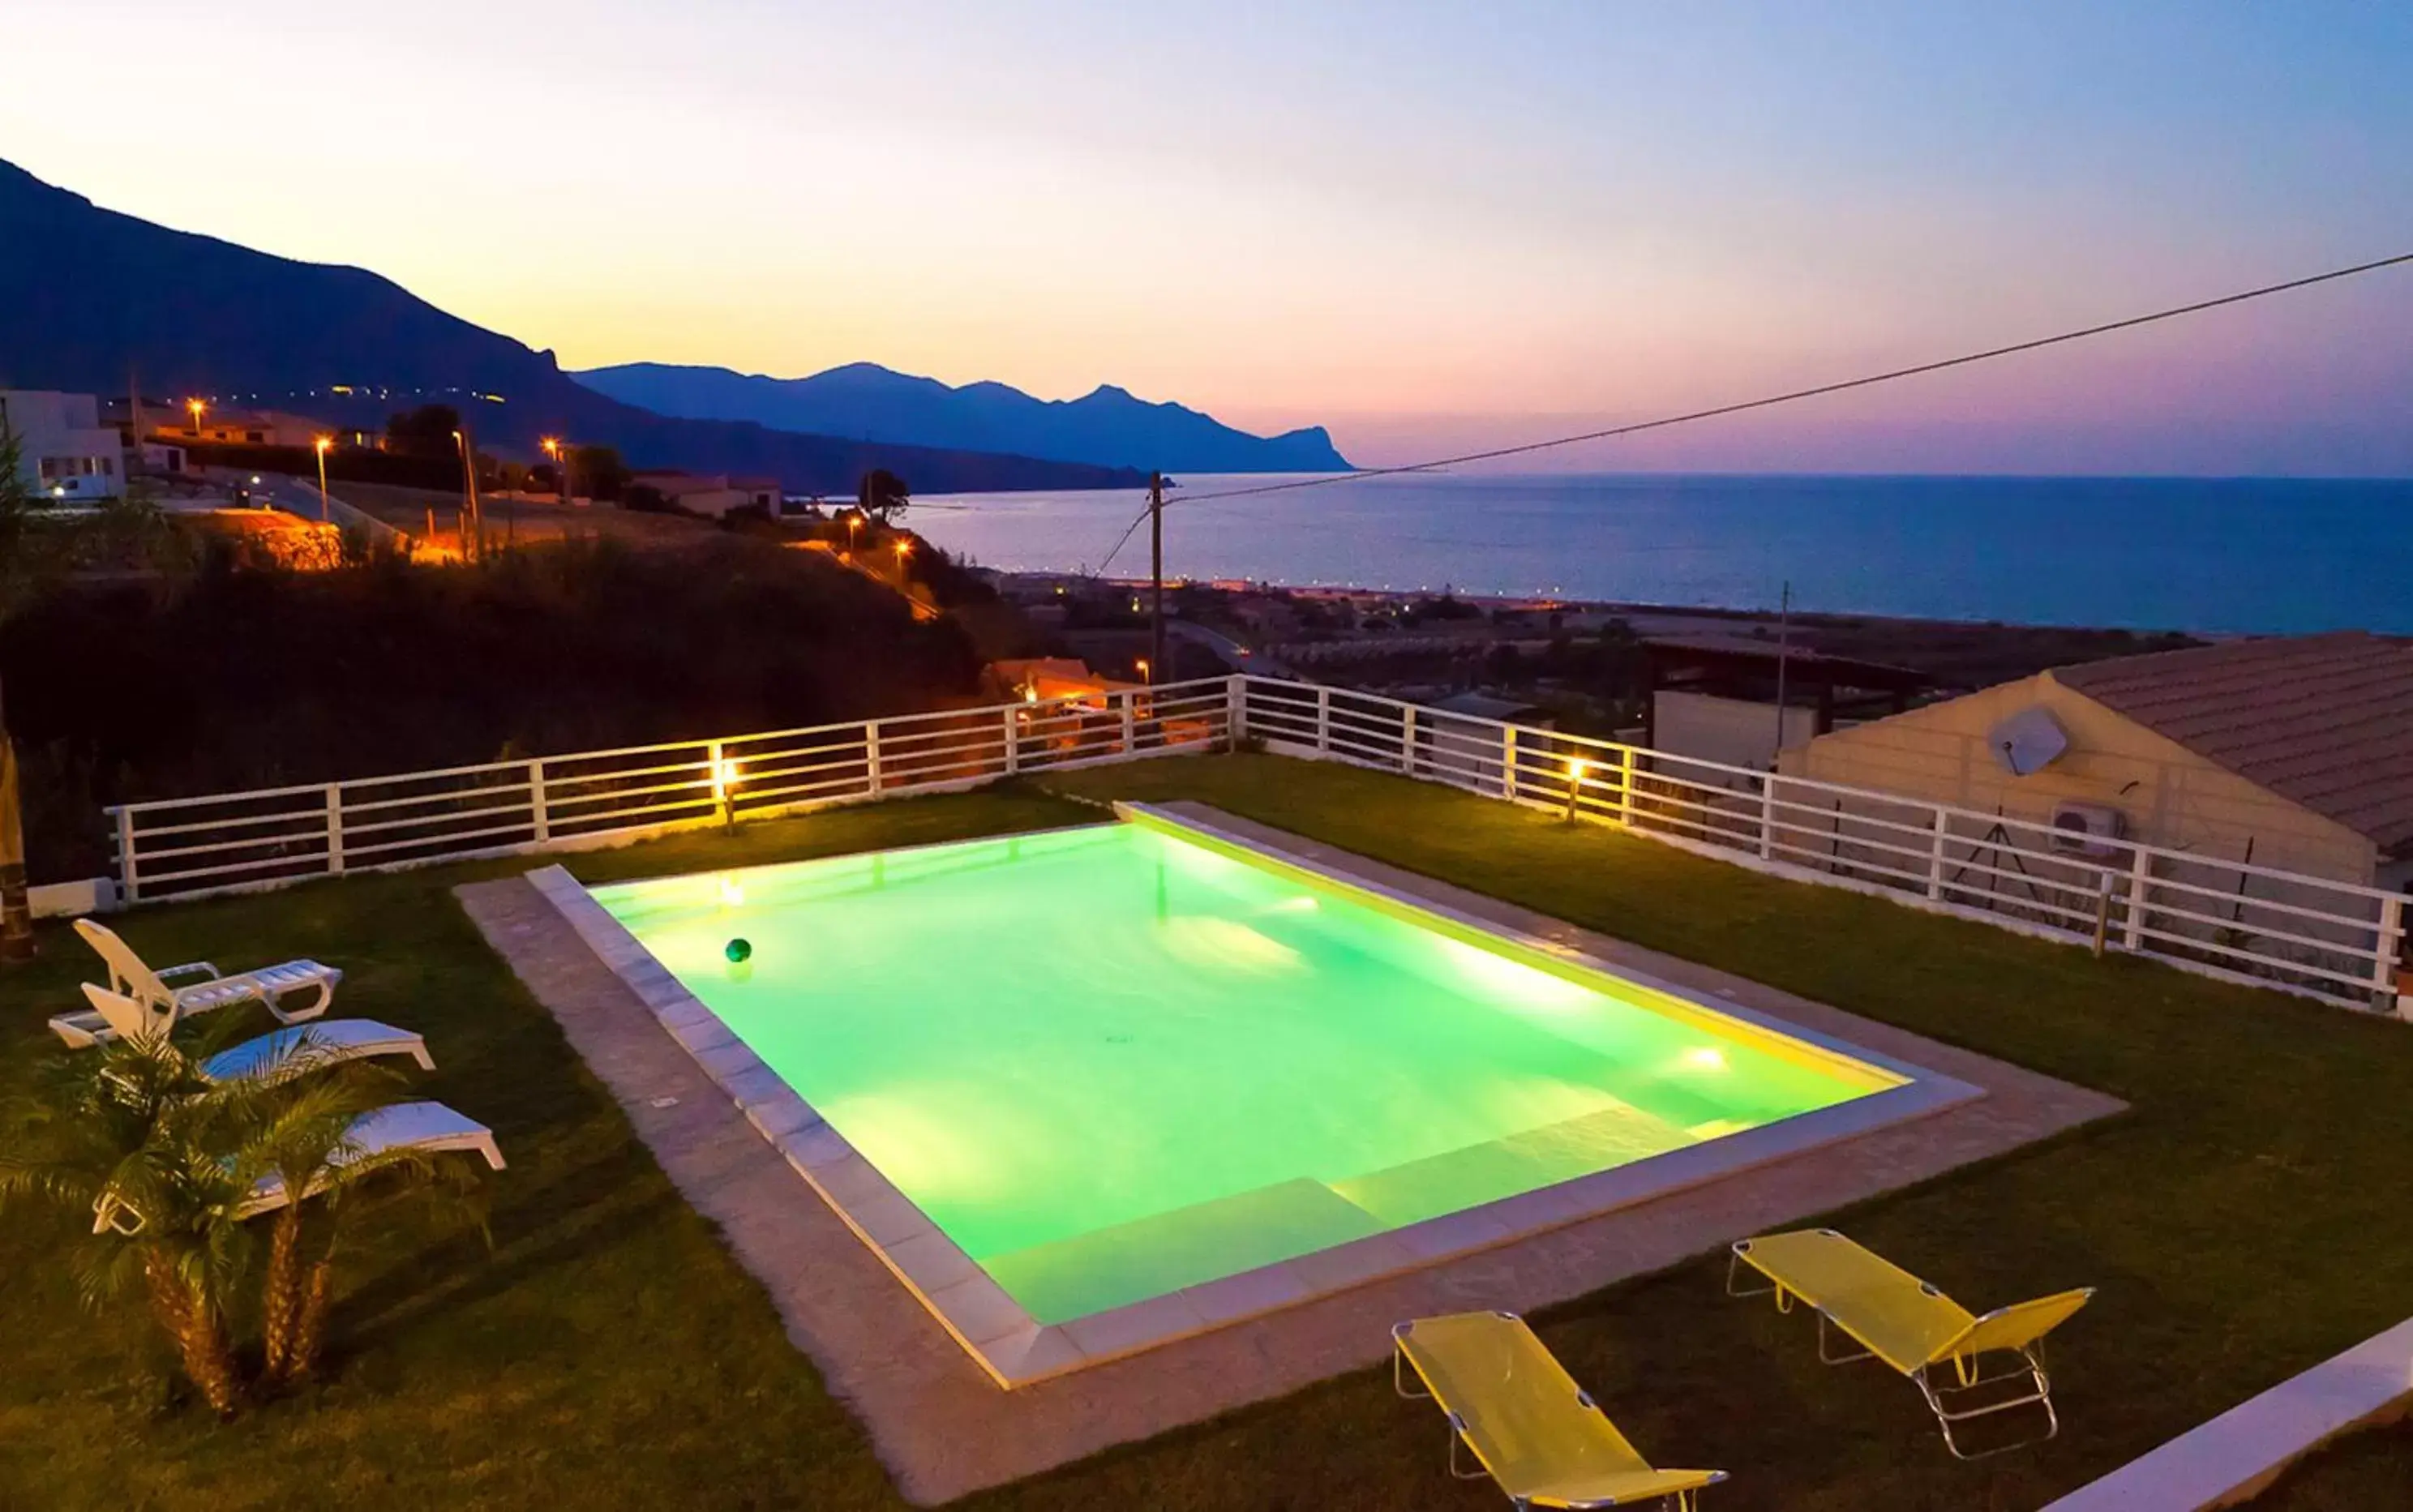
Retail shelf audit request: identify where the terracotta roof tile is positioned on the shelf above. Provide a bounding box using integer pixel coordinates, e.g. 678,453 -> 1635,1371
2052,632 -> 2413,855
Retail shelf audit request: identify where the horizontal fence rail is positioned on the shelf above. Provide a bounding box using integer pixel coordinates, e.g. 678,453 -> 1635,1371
101,672 -> 2406,1015
106,675 -> 1237,905
1237,676 -> 2409,1015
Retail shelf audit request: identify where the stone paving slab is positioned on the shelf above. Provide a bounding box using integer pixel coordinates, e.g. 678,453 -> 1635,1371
456,807 -> 2124,1504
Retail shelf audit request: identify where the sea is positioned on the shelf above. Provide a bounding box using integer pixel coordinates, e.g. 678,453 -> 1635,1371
910,472 -> 2413,636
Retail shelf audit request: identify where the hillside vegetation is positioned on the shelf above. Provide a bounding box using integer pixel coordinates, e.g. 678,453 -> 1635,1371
2,537 -> 989,881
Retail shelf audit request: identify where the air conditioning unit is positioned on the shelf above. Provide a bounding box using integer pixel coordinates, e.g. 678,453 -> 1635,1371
2049,801 -> 2127,859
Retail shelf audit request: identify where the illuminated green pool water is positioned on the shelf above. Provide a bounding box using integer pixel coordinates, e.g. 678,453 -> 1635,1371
592,818 -> 1899,1325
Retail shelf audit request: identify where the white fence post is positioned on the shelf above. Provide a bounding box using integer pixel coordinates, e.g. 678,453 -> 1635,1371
529,759 -> 549,843
114,808 -> 139,903
2123,844 -> 2153,951
1316,687 -> 1331,754
1502,726 -> 1519,802
1927,808 -> 1948,901
1400,705 -> 1417,774
708,739 -> 730,825
1227,675 -> 1248,747
2377,894 -> 2406,1016
325,784 -> 345,876
1759,777 -> 1777,860
1001,708 -> 1020,775
866,720 -> 884,795
1118,692 -> 1136,752
1617,749 -> 1636,827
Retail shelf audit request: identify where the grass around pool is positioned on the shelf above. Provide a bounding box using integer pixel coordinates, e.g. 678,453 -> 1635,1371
2,755 -> 2408,1510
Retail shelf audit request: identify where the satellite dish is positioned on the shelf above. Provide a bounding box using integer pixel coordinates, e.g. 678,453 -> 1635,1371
1988,706 -> 2069,777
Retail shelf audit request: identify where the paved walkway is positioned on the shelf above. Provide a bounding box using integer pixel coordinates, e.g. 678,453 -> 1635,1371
456,807 -> 2123,1504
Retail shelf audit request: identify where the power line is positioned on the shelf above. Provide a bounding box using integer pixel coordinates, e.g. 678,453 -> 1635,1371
1095,248 -> 2413,572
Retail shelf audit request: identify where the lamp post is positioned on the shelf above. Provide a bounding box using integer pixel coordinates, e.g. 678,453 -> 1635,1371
452,428 -> 482,560
312,435 -> 332,522
186,397 -> 206,439
846,510 -> 863,560
542,436 -> 573,504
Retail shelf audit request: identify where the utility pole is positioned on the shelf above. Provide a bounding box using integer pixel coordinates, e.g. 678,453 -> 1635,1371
1772,580 -> 1792,765
1148,470 -> 1164,684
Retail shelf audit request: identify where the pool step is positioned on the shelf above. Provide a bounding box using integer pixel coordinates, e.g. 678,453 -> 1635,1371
1327,1099 -> 1695,1228
978,1177 -> 1387,1326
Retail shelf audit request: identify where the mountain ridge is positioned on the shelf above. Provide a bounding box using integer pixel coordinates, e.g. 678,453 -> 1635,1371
572,359 -> 1353,475
0,158 -> 1144,494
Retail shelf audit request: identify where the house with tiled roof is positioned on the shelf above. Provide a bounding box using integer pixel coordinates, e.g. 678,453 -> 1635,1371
1781,632 -> 2413,892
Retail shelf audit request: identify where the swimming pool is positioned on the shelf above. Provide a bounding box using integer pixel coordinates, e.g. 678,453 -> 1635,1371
572,806 -> 1961,1379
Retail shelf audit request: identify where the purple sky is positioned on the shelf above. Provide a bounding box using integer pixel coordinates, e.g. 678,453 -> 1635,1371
6,1 -> 2410,473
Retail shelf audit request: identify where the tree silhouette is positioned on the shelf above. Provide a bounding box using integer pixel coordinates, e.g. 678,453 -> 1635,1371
857,469 -> 910,524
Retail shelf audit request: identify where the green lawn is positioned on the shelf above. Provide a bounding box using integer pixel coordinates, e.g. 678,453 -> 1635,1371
4,754 -> 2407,1510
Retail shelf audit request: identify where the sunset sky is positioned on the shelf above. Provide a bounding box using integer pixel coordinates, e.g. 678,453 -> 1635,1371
6,1 -> 2411,473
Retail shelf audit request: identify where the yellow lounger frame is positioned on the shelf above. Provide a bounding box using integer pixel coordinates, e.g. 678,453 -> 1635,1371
1726,1227 -> 2094,1459
1393,1310 -> 1727,1509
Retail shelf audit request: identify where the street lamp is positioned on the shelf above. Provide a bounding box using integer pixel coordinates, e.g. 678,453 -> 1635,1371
312,435 -> 332,522
845,510 -> 863,559
1135,657 -> 1151,685
541,436 -> 573,503
186,398 -> 206,437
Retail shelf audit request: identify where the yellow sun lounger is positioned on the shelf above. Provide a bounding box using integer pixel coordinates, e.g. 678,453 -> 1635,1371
1393,1311 -> 1727,1509
1727,1228 -> 2094,1458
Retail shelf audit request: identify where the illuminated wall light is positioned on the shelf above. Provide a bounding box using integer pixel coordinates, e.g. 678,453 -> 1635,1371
1682,1047 -> 1729,1072
718,877 -> 746,908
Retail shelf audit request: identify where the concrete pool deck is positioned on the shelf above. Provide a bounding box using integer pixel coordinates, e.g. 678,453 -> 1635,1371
458,803 -> 2125,1503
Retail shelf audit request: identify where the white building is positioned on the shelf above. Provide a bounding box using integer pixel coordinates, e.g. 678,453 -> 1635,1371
629,471 -> 782,520
0,390 -> 126,501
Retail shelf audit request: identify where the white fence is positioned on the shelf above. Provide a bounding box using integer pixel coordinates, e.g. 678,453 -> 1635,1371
1236,677 -> 2409,1015
105,675 -> 1237,904
101,673 -> 2407,1013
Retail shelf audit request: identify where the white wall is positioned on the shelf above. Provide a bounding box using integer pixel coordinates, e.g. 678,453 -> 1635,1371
0,390 -> 126,501
1654,689 -> 1818,777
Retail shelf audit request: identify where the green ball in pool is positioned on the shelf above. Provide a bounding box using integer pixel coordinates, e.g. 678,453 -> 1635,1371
725,938 -> 752,964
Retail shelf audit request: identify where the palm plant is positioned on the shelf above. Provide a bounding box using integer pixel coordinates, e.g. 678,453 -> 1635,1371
2,1025 -> 489,1409
234,1058 -> 488,1386
0,1030 -> 258,1413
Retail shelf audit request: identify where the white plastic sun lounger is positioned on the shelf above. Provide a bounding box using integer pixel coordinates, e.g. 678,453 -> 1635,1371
237,1101 -> 505,1219
48,918 -> 343,1047
68,983 -> 433,1083
198,1018 -> 435,1082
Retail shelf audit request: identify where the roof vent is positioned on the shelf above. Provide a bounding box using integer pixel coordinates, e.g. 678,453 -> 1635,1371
1988,706 -> 2069,777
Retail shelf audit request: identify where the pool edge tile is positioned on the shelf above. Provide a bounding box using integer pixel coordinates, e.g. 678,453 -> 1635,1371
1176,1261 -> 1312,1326
1286,1231 -> 1421,1295
1060,1291 -> 1210,1361
882,1230 -> 984,1296
1388,1207 -> 1516,1262
928,1271 -> 1032,1346
969,1324 -> 1083,1386
850,1189 -> 936,1248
